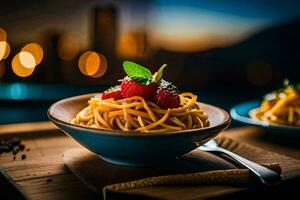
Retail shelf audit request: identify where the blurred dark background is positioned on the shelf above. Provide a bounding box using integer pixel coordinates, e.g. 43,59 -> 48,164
0,0 -> 300,124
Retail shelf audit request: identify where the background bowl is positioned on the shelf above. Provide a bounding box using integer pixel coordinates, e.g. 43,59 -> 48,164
48,93 -> 231,166
230,100 -> 300,136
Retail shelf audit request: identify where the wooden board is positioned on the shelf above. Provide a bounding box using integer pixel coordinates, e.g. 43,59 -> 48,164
62,137 -> 300,200
1,121 -> 300,200
0,122 -> 98,200
63,148 -> 238,193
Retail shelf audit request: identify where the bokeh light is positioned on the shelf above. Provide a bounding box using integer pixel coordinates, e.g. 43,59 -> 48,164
58,33 -> 80,61
92,53 -> 108,78
19,51 -> 36,69
78,51 -> 107,78
0,41 -> 11,60
12,53 -> 35,77
9,83 -> 28,100
78,51 -> 93,76
21,43 -> 43,65
117,32 -> 145,58
0,27 -> 7,41
85,52 -> 100,75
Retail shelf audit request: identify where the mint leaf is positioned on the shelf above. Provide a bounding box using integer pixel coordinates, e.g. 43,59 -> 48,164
153,64 -> 167,83
131,76 -> 152,85
123,61 -> 152,81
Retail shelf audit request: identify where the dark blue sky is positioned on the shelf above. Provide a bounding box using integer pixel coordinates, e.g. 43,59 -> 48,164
154,0 -> 300,23
146,0 -> 300,51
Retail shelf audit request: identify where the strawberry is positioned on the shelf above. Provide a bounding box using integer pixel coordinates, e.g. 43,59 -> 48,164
102,85 -> 122,100
102,90 -> 122,100
154,80 -> 181,109
119,61 -> 167,100
121,77 -> 157,99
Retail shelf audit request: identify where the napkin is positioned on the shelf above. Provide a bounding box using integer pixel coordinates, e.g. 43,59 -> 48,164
103,164 -> 280,200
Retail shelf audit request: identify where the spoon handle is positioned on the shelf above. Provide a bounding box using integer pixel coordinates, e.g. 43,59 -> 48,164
201,146 -> 281,185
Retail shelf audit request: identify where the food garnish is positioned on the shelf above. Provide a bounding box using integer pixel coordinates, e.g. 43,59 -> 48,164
71,61 -> 210,133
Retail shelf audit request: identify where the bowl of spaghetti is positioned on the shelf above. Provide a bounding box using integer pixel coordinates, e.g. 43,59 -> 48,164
48,61 -> 230,166
231,80 -> 300,136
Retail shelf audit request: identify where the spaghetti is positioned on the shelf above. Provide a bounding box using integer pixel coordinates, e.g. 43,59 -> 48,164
250,85 -> 300,127
71,92 -> 210,133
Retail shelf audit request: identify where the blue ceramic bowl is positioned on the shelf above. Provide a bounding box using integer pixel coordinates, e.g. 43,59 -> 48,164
230,100 -> 300,136
48,93 -> 231,166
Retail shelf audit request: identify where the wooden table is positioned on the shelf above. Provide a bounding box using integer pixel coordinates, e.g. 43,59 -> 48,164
0,122 -> 98,200
1,122 -> 300,200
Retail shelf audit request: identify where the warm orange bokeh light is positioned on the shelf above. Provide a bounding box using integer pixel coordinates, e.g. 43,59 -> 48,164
58,33 -> 80,61
85,52 -> 100,75
21,43 -> 43,65
19,51 -> 36,69
78,51 -> 108,78
0,41 -> 11,60
78,51 -> 92,76
117,33 -> 139,58
0,27 -> 7,41
79,51 -> 106,77
92,53 -> 107,78
12,53 -> 35,77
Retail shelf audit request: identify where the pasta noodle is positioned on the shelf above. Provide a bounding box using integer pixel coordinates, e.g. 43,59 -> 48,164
71,93 -> 210,133
250,85 -> 300,127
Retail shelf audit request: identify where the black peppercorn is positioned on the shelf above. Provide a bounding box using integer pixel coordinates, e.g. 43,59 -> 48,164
21,154 -> 26,160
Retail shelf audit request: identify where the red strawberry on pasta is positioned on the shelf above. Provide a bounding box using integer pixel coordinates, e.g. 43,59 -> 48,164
120,61 -> 167,100
121,77 -> 157,99
102,85 -> 122,100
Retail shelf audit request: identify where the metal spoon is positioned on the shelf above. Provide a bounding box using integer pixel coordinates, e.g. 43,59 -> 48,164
199,139 -> 281,185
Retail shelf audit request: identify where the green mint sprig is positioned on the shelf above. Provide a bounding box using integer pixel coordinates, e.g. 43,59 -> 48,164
123,61 -> 166,85
153,64 -> 167,83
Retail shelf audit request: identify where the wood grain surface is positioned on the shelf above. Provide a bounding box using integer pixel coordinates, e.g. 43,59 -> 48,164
1,121 -> 300,200
63,136 -> 300,200
0,123 -> 97,200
